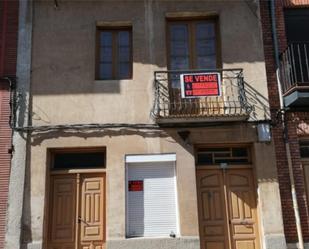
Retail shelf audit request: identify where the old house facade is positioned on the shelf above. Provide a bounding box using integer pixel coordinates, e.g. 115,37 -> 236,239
4,1 -> 291,249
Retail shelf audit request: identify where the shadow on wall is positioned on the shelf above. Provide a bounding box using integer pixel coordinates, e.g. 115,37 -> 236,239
28,78 -> 271,126
244,81 -> 271,121
30,0 -> 266,95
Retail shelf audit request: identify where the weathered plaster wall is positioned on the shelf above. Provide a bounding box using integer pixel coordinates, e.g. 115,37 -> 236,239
23,123 -> 285,249
31,0 -> 269,125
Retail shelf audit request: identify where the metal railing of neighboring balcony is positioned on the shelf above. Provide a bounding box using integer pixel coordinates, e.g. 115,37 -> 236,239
280,42 -> 309,95
151,68 -> 252,122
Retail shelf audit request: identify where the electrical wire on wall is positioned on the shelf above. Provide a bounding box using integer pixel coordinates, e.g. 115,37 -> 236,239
3,76 -> 263,135
2,75 -> 162,134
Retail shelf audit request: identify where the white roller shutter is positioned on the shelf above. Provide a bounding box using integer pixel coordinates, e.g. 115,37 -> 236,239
126,159 -> 178,237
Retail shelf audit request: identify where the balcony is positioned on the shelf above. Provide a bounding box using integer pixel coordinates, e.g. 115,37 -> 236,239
152,69 -> 252,125
280,42 -> 309,107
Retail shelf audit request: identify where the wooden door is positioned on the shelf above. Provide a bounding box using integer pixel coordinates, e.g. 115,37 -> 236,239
48,175 -> 77,249
226,169 -> 260,249
303,162 -> 309,210
196,168 -> 260,249
79,174 -> 105,249
48,173 -> 106,249
196,169 -> 229,249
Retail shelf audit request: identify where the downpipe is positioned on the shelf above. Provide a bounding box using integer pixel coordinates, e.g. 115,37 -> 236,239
269,1 -> 304,249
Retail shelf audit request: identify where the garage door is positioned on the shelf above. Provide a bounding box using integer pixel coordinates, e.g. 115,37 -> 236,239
126,155 -> 178,237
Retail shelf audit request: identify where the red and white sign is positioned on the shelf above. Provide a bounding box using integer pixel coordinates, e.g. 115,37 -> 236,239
128,180 -> 143,191
180,72 -> 221,98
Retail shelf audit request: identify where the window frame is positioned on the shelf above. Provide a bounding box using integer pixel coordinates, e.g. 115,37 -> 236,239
194,144 -> 252,167
95,26 -> 133,80
166,16 -> 222,71
49,147 -> 106,171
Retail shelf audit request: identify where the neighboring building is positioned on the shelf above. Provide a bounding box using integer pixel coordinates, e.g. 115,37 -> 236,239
260,0 -> 309,248
6,1 -> 289,249
0,0 -> 18,248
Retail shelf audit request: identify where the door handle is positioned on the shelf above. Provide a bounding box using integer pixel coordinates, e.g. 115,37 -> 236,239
78,216 -> 89,225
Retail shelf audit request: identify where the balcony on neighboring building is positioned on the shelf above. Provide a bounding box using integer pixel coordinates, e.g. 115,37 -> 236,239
152,69 -> 252,125
280,42 -> 309,107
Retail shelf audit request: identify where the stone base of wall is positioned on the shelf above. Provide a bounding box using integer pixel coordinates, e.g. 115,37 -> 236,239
22,237 -> 200,249
107,237 -> 200,249
264,234 -> 287,249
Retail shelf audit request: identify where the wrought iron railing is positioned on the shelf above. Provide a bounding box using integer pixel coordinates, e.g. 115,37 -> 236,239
152,69 -> 252,121
280,42 -> 309,95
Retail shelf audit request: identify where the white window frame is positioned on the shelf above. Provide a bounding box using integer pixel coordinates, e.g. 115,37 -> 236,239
125,153 -> 180,238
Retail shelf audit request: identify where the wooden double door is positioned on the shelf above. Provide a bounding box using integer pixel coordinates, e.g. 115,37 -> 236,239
196,168 -> 260,249
47,172 -> 106,249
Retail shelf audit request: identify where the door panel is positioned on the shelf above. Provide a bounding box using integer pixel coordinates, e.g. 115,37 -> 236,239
196,169 -> 229,249
48,175 -> 77,249
79,174 -> 105,249
48,173 -> 105,249
226,170 -> 259,249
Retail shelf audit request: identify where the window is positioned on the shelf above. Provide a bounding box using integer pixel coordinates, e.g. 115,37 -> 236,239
284,9 -> 309,83
96,27 -> 132,80
196,147 -> 251,165
300,141 -> 309,158
167,18 -> 219,72
284,8 -> 309,43
51,148 -> 106,170
126,154 -> 178,237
